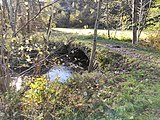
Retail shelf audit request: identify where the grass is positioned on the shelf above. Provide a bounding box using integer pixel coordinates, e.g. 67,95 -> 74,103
51,29 -> 160,58
50,29 -> 160,119
53,28 -> 149,40
1,28 -> 160,120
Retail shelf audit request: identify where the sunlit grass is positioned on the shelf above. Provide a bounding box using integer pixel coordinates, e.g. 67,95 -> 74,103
53,28 -> 149,40
51,29 -> 160,56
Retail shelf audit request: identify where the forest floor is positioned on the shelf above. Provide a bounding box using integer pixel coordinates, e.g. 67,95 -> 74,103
51,28 -> 160,119
1,29 -> 160,120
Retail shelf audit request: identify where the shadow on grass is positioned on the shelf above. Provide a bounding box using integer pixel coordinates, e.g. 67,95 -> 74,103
77,34 -> 160,56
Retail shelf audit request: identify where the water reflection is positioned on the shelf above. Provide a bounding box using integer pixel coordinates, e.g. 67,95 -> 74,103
46,66 -> 73,82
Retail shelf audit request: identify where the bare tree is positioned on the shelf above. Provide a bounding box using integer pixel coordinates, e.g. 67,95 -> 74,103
15,0 -> 59,36
0,3 -> 11,92
14,0 -> 19,36
27,0 -> 32,34
88,0 -> 102,72
137,0 -> 152,41
2,0 -> 19,37
0,0 -> 60,92
8,0 -> 16,36
46,6 -> 55,42
106,0 -> 110,38
132,0 -> 138,44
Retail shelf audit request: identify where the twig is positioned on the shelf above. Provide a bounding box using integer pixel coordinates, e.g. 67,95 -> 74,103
18,43 -> 64,76
15,0 -> 59,36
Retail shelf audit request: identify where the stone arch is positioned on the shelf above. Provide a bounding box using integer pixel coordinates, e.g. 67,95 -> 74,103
48,41 -> 91,69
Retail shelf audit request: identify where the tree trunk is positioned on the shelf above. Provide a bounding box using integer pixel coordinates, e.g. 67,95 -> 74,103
106,0 -> 110,39
137,0 -> 152,41
0,3 -> 10,92
3,0 -> 19,37
2,0 -> 10,21
27,0 -> 32,34
13,0 -> 19,37
132,0 -> 138,44
88,0 -> 102,72
8,0 -> 16,36
46,7 -> 54,42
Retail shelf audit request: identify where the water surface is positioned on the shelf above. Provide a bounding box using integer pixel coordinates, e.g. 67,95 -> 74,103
46,66 -> 73,82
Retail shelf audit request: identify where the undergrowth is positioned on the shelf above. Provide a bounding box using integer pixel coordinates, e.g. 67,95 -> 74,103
1,54 -> 160,120
0,31 -> 160,120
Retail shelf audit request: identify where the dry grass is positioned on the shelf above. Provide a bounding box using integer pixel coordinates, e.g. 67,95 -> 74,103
53,28 -> 149,40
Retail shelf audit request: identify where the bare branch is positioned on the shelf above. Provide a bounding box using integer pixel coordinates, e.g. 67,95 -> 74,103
152,4 -> 160,8
15,0 -> 59,36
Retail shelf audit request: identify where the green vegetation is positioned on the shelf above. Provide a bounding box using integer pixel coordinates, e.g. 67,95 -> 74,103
1,30 -> 160,120
0,0 -> 160,120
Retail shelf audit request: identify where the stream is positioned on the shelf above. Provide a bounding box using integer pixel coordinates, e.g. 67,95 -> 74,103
13,65 -> 73,90
9,42 -> 90,91
46,65 -> 73,82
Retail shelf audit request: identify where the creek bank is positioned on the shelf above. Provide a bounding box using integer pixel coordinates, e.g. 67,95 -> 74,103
8,40 -> 126,88
9,41 -> 91,90
9,41 -> 91,76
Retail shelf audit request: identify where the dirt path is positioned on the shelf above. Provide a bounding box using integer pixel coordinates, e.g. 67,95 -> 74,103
104,43 -> 160,68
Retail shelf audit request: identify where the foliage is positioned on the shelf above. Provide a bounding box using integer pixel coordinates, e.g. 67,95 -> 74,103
1,53 -> 160,119
21,76 -> 70,119
148,30 -> 160,50
97,49 -> 125,71
146,6 -> 160,50
0,89 -> 22,119
0,0 -> 160,119
1,73 -> 112,119
10,33 -> 49,74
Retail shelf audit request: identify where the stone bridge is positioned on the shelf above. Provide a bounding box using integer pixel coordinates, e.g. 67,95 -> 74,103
48,42 -> 91,69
